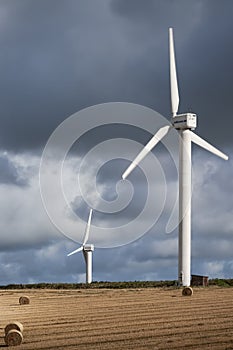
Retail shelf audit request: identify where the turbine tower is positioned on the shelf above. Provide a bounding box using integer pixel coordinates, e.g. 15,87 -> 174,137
67,209 -> 94,284
122,28 -> 228,288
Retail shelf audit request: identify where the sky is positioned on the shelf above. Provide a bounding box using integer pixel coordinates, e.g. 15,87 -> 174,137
0,0 -> 232,284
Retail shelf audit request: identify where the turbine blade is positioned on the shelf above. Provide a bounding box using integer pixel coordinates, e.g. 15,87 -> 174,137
122,125 -> 171,179
189,131 -> 228,160
83,208 -> 93,245
169,27 -> 179,117
67,246 -> 83,256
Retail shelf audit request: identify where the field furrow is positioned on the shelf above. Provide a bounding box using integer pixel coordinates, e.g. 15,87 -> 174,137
0,287 -> 233,349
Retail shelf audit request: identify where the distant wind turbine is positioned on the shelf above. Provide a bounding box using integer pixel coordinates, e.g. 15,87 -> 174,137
122,28 -> 228,288
67,209 -> 94,284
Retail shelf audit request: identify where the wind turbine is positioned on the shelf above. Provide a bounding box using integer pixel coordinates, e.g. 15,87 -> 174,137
122,28 -> 228,288
67,209 -> 94,284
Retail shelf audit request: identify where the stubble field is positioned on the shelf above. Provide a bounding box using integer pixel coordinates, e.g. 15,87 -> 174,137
1,287 -> 233,349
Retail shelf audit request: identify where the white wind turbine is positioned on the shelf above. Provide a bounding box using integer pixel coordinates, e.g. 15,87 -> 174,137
122,28 -> 228,287
67,209 -> 94,284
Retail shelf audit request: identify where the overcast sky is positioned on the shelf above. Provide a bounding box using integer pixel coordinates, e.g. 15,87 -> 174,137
0,0 -> 232,285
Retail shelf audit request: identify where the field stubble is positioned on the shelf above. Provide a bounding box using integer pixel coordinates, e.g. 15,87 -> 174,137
0,287 -> 233,349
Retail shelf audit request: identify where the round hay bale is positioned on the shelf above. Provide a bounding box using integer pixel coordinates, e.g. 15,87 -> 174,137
19,295 -> 30,305
182,286 -> 193,296
5,330 -> 23,346
5,321 -> 24,335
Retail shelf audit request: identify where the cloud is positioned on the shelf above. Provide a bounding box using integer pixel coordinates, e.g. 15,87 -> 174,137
0,144 -> 231,284
192,148 -> 233,238
0,0 -> 232,151
0,1 -> 232,284
0,152 -> 29,186
0,152 -> 60,251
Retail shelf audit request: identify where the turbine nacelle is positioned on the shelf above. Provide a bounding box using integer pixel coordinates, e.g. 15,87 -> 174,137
83,244 -> 94,252
172,113 -> 197,130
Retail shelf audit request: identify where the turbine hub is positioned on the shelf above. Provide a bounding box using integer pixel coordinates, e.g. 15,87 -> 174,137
172,113 -> 197,130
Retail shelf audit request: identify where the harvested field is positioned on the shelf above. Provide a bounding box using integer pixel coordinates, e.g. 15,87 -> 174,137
0,287 -> 233,349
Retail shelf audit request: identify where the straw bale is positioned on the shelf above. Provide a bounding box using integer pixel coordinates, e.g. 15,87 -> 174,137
5,330 -> 23,346
19,296 -> 30,304
182,286 -> 193,296
5,321 -> 23,335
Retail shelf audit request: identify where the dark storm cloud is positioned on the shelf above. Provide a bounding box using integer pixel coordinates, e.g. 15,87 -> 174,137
0,0 -> 95,151
111,0 -> 233,147
0,0 -> 232,151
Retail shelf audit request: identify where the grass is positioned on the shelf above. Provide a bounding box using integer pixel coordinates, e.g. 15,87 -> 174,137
1,278 -> 233,289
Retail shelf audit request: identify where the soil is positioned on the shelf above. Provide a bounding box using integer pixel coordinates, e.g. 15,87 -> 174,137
0,287 -> 233,349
